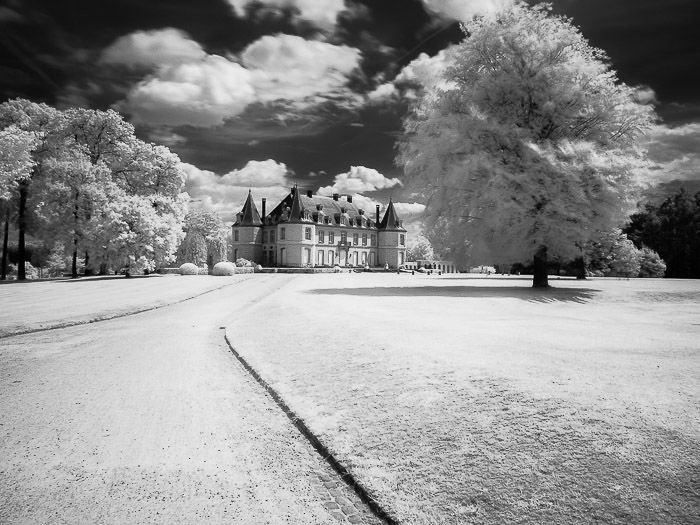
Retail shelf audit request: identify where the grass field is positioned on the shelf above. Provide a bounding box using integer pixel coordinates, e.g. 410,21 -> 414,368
228,274 -> 700,524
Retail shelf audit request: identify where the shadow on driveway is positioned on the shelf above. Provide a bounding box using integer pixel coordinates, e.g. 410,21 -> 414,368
306,285 -> 599,304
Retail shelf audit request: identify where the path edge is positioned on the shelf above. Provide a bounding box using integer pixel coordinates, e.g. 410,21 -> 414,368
224,332 -> 399,525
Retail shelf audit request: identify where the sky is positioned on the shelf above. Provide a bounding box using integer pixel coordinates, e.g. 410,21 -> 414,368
1,0 -> 699,231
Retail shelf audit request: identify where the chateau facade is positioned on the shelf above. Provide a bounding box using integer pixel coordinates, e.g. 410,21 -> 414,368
231,187 -> 407,268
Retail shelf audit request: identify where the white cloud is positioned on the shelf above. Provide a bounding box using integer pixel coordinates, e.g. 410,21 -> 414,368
422,0 -> 513,22
227,0 -> 345,29
242,34 -> 361,103
368,47 -> 454,103
633,86 -> 658,105
318,165 -> 401,194
392,202 -> 426,218
100,28 -> 206,68
641,122 -> 700,184
117,33 -> 361,127
122,55 -> 257,126
182,160 -> 291,222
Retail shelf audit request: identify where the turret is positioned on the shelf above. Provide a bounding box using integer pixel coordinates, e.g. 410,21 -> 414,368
231,190 -> 263,262
377,199 -> 407,269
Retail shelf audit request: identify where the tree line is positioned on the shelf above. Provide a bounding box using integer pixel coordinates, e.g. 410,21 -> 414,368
0,99 -> 188,280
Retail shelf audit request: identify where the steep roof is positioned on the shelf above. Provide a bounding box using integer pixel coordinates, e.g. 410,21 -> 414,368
378,199 -> 405,231
234,190 -> 262,226
268,190 -> 377,227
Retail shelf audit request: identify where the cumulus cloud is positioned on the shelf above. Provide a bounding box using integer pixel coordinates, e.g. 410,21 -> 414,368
642,123 -> 700,184
422,0 -> 513,21
392,202 -> 426,218
182,160 -> 291,221
122,55 -> 257,126
633,86 -> 658,105
100,28 -> 206,69
117,32 -> 362,126
368,47 -> 454,102
227,0 -> 345,29
317,165 -> 401,194
241,34 -> 361,103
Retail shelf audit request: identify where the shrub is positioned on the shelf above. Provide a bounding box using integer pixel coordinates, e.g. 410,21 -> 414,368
212,261 -> 236,276
179,263 -> 198,275
638,247 -> 666,278
235,257 -> 253,267
254,264 -> 263,272
197,266 -> 209,275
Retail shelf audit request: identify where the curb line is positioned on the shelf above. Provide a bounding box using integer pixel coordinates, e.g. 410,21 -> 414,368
0,277 -> 252,340
224,333 -> 398,525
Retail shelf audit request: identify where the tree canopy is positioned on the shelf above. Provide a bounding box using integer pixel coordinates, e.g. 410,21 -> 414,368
0,100 -> 188,278
397,2 -> 655,287
625,189 -> 700,278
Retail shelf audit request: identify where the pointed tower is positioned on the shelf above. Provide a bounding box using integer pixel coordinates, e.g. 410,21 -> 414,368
377,198 -> 407,269
231,190 -> 263,263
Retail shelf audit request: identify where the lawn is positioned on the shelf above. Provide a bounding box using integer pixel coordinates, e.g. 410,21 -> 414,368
228,274 -> 700,524
0,274 -> 252,338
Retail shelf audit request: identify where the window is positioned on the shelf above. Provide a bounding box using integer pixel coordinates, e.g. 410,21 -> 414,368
270,230 -> 275,243
329,250 -> 334,262
234,249 -> 238,260
362,233 -> 367,246
234,229 -> 239,242
353,233 -> 359,245
305,227 -> 311,240
262,231 -> 267,243
400,252 -> 405,265
370,234 -> 376,246
318,230 -> 325,243
341,232 -> 347,244
280,227 -> 286,240
329,232 -> 335,243
400,234 -> 405,246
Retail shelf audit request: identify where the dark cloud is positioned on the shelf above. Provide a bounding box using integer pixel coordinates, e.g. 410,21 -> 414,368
1,0 -> 698,202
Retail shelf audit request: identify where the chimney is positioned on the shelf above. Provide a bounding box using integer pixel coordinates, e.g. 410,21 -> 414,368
375,204 -> 380,224
346,195 -> 353,203
307,189 -> 313,198
261,198 -> 266,219
333,193 -> 339,201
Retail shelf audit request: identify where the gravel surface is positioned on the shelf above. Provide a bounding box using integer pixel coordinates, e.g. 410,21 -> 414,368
0,275 -> 382,524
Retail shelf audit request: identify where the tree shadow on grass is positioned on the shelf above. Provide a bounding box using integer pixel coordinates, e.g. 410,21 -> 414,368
306,285 -> 600,304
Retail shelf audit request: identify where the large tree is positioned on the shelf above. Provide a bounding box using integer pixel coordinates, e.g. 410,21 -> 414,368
0,100 -> 61,280
0,125 -> 38,279
397,2 -> 655,287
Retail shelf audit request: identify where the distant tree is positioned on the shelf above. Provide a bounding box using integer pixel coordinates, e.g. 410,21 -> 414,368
406,236 -> 435,262
397,3 -> 654,287
625,189 -> 700,278
176,208 -> 227,269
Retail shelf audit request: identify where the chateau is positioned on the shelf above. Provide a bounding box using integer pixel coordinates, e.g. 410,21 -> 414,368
231,186 -> 407,268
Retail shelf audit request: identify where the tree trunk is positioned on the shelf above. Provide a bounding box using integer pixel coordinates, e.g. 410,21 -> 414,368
1,208 -> 9,280
84,251 -> 93,276
575,256 -> 587,280
533,245 -> 549,288
72,240 -> 78,279
17,181 -> 28,281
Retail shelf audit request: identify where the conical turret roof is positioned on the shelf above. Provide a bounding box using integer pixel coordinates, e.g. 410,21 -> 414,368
378,199 -> 405,231
288,185 -> 305,222
235,190 -> 262,226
